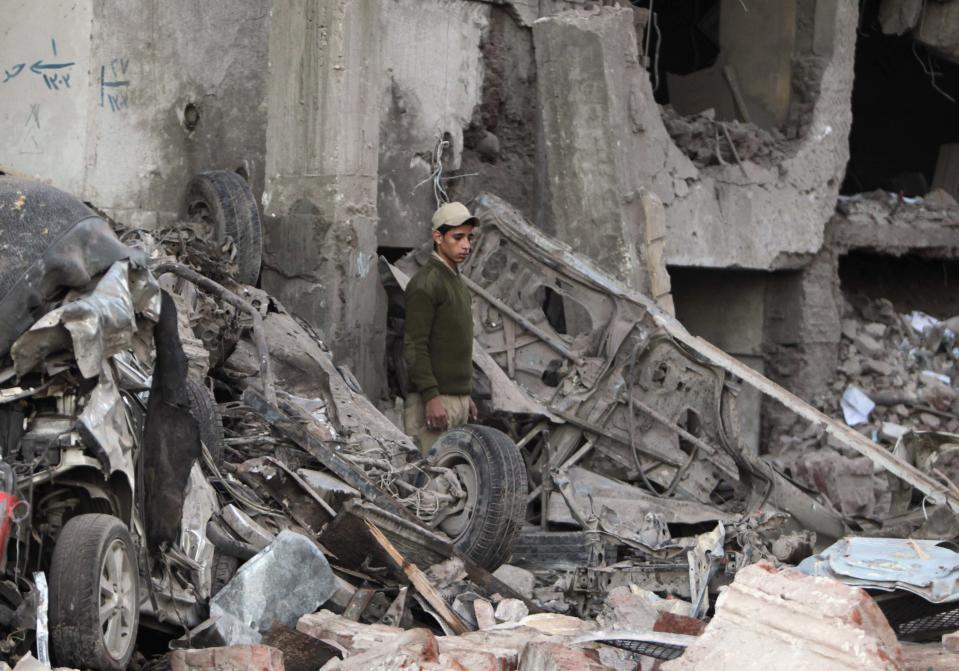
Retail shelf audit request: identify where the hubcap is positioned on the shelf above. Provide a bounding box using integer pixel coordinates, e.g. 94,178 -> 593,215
99,539 -> 135,659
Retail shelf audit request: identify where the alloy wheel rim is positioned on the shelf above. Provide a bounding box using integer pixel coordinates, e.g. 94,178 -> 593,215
99,538 -> 135,659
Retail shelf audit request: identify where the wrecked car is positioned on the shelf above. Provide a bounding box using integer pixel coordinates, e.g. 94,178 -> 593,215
0,175 -> 532,668
383,193 -> 959,613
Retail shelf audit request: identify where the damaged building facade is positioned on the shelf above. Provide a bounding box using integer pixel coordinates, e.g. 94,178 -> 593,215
6,0 -> 958,450
3,0 -> 959,669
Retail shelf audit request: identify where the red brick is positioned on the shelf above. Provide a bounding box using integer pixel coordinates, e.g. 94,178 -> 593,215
518,641 -> 608,671
653,611 -> 706,637
169,644 -> 284,671
662,561 -> 903,671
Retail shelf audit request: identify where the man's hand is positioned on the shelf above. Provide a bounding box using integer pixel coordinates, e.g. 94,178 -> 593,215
425,396 -> 449,432
468,398 -> 478,421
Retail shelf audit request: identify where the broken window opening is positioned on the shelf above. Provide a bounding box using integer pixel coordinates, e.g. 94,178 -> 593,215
841,1 -> 959,196
534,285 -> 593,338
650,0 -> 828,168
839,251 -> 959,318
632,0 -> 721,105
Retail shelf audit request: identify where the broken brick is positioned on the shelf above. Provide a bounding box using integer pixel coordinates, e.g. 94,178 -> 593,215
169,644 -> 285,671
661,561 -> 903,671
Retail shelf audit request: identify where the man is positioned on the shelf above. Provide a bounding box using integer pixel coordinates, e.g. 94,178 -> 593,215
404,201 -> 479,453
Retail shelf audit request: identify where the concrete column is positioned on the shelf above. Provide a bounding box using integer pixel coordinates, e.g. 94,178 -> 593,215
762,248 -> 843,452
532,7 -> 671,308
261,0 -> 383,394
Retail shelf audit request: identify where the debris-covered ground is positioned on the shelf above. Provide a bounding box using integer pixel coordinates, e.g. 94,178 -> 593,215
3,173 -> 959,671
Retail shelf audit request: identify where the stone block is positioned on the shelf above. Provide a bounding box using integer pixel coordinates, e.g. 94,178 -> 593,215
879,0 -> 922,34
169,644 -> 284,671
855,333 -> 884,357
492,564 -> 536,600
661,562 -> 903,671
495,598 -> 530,623
518,642 -> 607,671
298,610 -> 403,656
943,630 -> 959,654
210,531 -> 335,642
474,598 -> 497,630
597,585 -> 659,632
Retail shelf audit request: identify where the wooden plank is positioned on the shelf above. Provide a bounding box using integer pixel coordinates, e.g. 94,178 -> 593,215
364,520 -> 471,635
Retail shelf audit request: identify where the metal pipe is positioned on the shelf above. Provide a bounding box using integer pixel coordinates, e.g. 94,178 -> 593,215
461,275 -> 584,366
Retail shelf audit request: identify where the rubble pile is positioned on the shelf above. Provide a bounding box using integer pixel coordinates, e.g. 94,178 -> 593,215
776,295 -> 959,521
660,105 -> 790,168
6,175 -> 959,670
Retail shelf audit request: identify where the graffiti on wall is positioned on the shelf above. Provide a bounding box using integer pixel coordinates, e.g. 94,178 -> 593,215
99,57 -> 130,112
2,38 -> 74,90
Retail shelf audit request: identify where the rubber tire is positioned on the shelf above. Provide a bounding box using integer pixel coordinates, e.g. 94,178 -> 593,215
185,378 -> 226,464
428,425 -> 528,571
49,514 -> 139,671
183,170 -> 262,285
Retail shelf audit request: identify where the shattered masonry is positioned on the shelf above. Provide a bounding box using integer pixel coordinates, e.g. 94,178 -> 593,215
1,0 -> 959,670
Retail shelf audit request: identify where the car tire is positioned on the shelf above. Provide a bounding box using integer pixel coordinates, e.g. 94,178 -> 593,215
49,514 -> 139,671
185,378 -> 226,464
428,425 -> 527,571
183,170 -> 263,285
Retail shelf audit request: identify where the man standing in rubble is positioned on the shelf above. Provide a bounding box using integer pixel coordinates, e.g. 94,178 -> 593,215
404,201 -> 479,453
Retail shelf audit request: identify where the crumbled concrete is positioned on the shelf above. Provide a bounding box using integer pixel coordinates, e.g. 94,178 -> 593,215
518,642 -> 608,671
376,0 -> 490,248
494,598 -> 529,623
492,564 -> 536,600
662,1 -> 859,270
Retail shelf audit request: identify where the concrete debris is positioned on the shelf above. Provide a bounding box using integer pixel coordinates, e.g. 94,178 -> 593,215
3,108 -> 958,669
494,598 -> 530,623
209,531 -> 336,643
518,641 -> 608,671
779,295 -> 959,523
492,565 -> 536,601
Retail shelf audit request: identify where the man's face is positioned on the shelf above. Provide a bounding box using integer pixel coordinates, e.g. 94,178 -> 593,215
433,224 -> 475,267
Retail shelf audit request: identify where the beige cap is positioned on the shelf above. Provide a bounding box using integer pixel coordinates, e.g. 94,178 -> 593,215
431,202 -> 479,231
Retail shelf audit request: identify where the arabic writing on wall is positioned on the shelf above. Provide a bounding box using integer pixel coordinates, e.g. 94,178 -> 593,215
100,57 -> 130,112
3,38 -> 74,90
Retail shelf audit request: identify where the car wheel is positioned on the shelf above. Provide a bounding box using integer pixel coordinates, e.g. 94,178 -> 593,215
185,378 -> 226,464
183,170 -> 263,285
428,425 -> 528,570
49,514 -> 139,671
